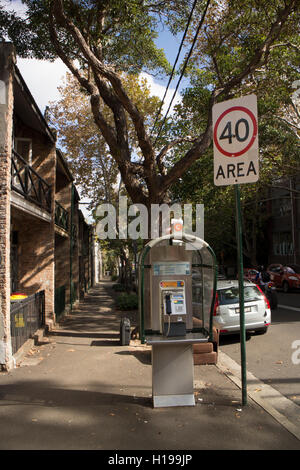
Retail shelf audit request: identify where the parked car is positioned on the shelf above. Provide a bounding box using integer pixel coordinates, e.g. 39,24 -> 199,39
267,264 -> 300,293
244,268 -> 259,282
213,280 -> 271,335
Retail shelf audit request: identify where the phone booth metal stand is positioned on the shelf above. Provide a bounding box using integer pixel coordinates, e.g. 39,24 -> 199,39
138,234 -> 217,408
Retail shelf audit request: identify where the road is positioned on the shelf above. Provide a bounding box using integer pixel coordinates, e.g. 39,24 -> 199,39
219,290 -> 300,406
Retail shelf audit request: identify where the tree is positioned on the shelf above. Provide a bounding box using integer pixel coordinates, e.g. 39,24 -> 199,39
48,70 -> 163,285
48,71 -> 161,206
1,0 -> 299,218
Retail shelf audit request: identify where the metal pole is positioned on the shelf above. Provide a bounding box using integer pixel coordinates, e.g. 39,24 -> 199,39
235,184 -> 247,406
290,178 -> 297,264
70,183 -> 74,311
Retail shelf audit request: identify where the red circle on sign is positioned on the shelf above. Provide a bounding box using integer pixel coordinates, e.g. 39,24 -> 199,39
213,106 -> 257,157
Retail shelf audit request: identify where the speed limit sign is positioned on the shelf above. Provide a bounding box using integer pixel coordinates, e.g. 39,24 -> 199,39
213,95 -> 259,186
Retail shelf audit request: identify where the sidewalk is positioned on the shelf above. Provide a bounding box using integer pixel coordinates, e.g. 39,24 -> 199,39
0,281 -> 299,450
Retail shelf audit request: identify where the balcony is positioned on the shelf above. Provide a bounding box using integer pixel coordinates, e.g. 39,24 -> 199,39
55,201 -> 69,232
11,149 -> 52,213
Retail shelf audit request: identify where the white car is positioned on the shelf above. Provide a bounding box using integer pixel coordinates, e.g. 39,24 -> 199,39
213,280 -> 271,335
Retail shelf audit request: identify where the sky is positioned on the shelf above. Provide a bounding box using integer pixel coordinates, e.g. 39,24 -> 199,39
16,28 -> 185,114
3,0 -> 190,220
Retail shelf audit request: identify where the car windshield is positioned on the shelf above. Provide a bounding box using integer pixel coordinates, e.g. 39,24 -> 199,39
269,266 -> 281,272
218,285 -> 263,305
287,265 -> 300,274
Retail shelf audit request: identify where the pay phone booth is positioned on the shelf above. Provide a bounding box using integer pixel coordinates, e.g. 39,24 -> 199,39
138,234 -> 217,408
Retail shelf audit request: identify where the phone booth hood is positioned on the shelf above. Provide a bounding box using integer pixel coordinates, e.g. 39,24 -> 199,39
138,234 -> 217,344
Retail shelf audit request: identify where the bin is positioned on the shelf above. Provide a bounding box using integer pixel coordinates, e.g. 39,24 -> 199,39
120,317 -> 131,345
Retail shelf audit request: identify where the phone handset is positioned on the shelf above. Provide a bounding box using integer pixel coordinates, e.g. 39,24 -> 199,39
165,294 -> 172,315
165,293 -> 172,336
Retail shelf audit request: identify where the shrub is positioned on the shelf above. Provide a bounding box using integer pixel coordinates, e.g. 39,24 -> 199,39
116,292 -> 138,310
112,283 -> 126,292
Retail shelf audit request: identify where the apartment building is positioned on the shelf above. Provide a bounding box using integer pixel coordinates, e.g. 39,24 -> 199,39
267,177 -> 300,266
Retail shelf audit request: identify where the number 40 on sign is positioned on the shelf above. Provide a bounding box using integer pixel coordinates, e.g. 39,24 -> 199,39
213,94 -> 259,186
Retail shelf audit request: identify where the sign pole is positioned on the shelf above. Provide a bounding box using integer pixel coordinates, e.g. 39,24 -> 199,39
212,94 -> 259,407
235,184 -> 247,406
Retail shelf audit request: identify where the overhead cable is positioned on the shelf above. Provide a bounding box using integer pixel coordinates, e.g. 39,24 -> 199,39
153,0 -> 211,146
150,0 -> 199,137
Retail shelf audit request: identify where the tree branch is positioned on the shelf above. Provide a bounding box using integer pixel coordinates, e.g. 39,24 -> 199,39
269,42 -> 300,52
160,92 -> 215,190
156,136 -> 198,175
219,0 -> 299,98
48,5 -> 123,162
51,0 -> 156,170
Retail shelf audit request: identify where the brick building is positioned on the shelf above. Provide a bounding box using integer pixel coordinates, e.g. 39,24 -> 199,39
0,42 -> 96,370
267,176 -> 300,266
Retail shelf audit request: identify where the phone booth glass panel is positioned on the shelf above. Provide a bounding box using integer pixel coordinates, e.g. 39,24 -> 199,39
138,235 -> 217,345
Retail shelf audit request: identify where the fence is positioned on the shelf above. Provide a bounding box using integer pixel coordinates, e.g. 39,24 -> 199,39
10,291 -> 45,355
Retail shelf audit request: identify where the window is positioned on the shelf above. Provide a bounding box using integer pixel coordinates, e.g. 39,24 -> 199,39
273,232 -> 294,256
287,265 -> 300,274
269,265 -> 281,273
218,285 -> 263,305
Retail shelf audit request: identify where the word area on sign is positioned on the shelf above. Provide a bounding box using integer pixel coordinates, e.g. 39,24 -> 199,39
215,159 -> 257,185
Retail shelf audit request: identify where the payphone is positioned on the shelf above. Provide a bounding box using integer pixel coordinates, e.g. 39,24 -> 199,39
138,233 -> 217,408
160,280 -> 187,337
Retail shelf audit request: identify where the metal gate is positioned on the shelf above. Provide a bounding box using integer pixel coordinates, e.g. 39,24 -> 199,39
10,291 -> 45,354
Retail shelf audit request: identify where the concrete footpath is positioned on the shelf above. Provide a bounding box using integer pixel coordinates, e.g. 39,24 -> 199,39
0,281 -> 300,451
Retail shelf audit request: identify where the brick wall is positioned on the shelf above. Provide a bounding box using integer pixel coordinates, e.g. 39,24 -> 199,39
0,44 -> 15,368
12,213 -> 55,320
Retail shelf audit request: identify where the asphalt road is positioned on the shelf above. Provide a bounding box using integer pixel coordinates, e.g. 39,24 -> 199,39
219,290 -> 300,406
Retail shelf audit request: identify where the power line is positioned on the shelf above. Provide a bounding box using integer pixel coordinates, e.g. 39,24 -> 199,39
153,0 -> 211,147
150,0 -> 199,137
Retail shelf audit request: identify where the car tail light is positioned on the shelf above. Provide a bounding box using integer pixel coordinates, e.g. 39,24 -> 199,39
213,293 -> 220,316
256,285 -> 270,309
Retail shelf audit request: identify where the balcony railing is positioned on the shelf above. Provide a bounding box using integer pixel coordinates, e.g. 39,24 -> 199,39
11,149 -> 52,213
55,201 -> 69,231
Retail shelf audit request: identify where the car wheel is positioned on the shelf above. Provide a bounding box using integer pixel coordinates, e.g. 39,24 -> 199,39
282,281 -> 289,293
